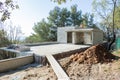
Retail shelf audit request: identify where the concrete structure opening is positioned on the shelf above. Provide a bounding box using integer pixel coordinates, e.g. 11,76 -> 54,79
69,31 -> 92,44
67,32 -> 72,43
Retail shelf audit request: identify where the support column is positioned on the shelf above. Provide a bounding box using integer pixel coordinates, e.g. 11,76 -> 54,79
91,32 -> 94,45
72,32 -> 77,44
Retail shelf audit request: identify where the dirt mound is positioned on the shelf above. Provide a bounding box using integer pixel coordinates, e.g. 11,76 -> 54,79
70,44 -> 116,64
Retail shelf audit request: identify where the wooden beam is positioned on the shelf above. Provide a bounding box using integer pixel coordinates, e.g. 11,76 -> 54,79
46,54 -> 69,80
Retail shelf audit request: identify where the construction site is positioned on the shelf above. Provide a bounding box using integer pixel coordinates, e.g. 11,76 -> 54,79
0,43 -> 120,80
1,0 -> 120,80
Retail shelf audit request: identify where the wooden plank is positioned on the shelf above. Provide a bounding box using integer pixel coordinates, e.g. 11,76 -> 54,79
46,54 -> 69,80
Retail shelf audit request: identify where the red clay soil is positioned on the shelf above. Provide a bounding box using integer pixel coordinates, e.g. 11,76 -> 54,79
70,44 -> 116,64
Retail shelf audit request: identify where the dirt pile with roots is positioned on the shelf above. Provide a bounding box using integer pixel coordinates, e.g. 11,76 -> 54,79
70,44 -> 116,64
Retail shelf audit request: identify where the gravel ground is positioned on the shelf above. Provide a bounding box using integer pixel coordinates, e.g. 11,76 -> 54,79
0,64 -> 57,80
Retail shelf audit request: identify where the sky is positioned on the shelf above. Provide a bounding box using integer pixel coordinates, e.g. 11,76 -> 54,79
8,0 -> 93,37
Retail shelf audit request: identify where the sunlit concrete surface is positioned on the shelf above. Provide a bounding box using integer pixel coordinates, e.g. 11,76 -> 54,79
31,44 -> 89,55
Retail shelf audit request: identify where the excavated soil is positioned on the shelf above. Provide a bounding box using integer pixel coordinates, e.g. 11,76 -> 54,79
59,57 -> 120,80
58,44 -> 120,80
70,44 -> 116,64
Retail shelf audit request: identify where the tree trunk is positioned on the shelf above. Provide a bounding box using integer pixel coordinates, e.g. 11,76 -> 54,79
108,0 -> 117,51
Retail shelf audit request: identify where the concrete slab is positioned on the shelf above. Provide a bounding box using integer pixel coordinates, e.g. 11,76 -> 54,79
31,44 -> 89,56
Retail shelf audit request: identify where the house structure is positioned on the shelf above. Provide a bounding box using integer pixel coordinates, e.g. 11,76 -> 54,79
57,27 -> 103,45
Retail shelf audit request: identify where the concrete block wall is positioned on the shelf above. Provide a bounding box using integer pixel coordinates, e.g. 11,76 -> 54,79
33,54 -> 47,65
0,55 -> 34,72
84,32 -> 92,44
57,27 -> 75,43
0,50 -> 17,60
93,30 -> 103,45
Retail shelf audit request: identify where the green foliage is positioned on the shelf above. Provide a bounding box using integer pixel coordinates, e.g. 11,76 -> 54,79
25,34 -> 40,43
48,7 -> 71,27
0,30 -> 11,47
92,0 -> 120,28
92,0 -> 112,28
0,0 -> 19,21
70,5 -> 82,26
92,0 -> 120,51
48,7 -> 61,27
115,6 -> 120,28
82,13 -> 94,28
48,5 -> 94,27
59,8 -> 71,26
51,0 -> 68,4
0,0 -> 19,47
25,19 -> 56,43
32,19 -> 52,42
